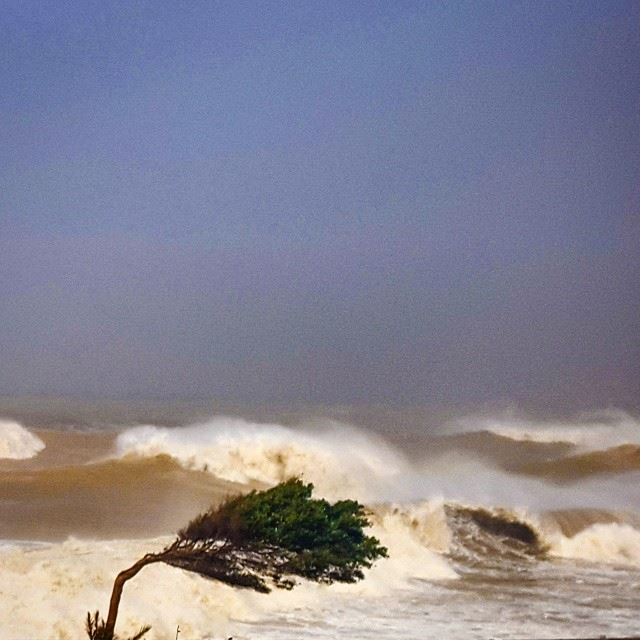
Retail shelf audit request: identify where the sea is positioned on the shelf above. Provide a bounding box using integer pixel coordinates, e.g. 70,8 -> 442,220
0,399 -> 639,640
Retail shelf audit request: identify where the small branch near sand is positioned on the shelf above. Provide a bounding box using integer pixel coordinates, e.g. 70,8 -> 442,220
85,611 -> 151,640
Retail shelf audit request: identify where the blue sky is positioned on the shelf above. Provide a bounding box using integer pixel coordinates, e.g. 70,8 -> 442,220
1,1 -> 638,410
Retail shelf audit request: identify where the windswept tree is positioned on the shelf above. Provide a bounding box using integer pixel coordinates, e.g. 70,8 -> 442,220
89,478 -> 387,640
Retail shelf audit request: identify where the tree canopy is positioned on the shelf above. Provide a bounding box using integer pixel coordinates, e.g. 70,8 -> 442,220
91,478 -> 387,639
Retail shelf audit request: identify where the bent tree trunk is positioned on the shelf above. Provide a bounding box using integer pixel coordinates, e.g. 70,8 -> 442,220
104,552 -> 164,639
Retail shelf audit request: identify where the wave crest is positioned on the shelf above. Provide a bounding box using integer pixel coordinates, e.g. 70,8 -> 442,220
549,522 -> 640,566
116,418 -> 410,501
0,420 -> 45,459
448,410 -> 640,451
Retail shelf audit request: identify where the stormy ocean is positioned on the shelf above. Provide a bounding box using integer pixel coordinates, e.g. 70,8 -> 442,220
1,401 -> 638,640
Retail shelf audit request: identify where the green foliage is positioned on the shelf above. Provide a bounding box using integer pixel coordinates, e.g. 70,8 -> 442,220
89,479 -> 388,639
179,478 -> 387,584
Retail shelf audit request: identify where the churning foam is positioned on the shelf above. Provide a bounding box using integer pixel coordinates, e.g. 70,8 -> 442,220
447,409 -> 640,452
5,506 -> 640,639
0,419 -> 45,459
0,537 -> 249,640
0,504 -> 458,640
368,501 -> 456,584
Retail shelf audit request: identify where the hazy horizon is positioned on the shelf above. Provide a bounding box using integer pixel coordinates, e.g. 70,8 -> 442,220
2,2 -> 639,413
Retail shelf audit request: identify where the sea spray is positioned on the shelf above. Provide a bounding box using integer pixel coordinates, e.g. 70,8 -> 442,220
367,501 -> 456,584
0,419 -> 45,459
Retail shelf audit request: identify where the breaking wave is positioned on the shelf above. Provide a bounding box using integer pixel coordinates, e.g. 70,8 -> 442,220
0,420 -> 45,459
115,417 -> 640,509
0,454 -> 239,540
444,505 -> 640,569
112,417 -> 640,571
548,522 -> 640,566
447,410 -> 640,452
116,418 -> 411,502
518,445 -> 640,481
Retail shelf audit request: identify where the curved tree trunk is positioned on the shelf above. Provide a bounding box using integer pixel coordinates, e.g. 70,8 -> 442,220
104,552 -> 164,639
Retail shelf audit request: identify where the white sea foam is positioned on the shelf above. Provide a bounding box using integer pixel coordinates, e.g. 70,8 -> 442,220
0,537 -> 248,640
0,419 -> 45,459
